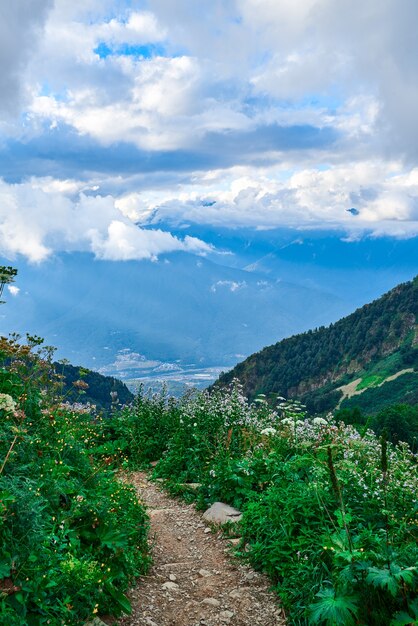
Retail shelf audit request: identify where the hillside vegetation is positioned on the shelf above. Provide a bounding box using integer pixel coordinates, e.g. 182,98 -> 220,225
216,277 -> 418,414
109,383 -> 418,626
0,334 -> 149,625
2,269 -> 417,626
56,361 -> 134,412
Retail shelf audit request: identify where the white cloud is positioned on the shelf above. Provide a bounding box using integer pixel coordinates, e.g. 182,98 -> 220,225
0,178 -> 212,263
1,0 -> 418,243
89,219 -> 211,261
7,285 -> 20,297
211,280 -> 247,293
0,0 -> 52,115
100,349 -> 161,372
131,161 -> 418,236
30,53 -> 251,150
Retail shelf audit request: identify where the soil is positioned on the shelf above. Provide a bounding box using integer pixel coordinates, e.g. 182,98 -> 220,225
336,368 -> 414,407
118,472 -> 286,626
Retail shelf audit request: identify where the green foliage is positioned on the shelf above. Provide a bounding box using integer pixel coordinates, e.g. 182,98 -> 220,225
356,374 -> 385,390
0,335 -> 150,625
309,586 -> 359,626
391,599 -> 418,626
341,372 -> 418,414
0,265 -> 18,303
114,384 -> 418,625
56,361 -> 134,413
372,404 -> 418,449
366,565 -> 417,597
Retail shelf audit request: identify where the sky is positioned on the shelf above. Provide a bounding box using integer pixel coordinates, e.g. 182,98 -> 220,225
1,0 -> 418,264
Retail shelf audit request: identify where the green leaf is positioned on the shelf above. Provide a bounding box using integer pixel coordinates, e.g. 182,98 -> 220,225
97,525 -> 129,549
108,586 -> 132,615
309,586 -> 359,626
366,567 -> 399,597
0,561 -> 11,578
391,600 -> 418,626
366,566 -> 417,598
390,611 -> 418,626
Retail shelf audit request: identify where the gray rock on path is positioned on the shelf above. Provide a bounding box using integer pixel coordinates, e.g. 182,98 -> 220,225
202,597 -> 221,607
162,581 -> 180,591
202,502 -> 242,524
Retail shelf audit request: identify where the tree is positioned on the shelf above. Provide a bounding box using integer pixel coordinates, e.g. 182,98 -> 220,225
0,266 -> 17,303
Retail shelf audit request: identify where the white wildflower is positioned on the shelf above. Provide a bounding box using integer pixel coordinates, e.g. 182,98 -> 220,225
281,417 -> 294,426
260,427 -> 277,436
0,393 -> 17,414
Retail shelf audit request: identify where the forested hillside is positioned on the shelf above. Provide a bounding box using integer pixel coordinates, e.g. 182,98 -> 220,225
216,277 -> 418,411
56,362 -> 134,411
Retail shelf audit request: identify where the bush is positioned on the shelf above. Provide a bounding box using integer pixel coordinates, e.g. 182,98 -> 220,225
0,335 -> 150,625
114,383 -> 418,625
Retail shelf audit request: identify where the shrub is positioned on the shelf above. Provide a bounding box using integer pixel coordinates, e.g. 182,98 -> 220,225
113,383 -> 418,625
0,335 -> 150,625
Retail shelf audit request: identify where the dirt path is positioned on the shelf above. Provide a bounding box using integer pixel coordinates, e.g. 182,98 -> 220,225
118,472 -> 286,626
336,368 -> 414,407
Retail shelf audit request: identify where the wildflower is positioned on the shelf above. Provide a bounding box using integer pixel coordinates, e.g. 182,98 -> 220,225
313,417 -> 327,426
260,427 -> 277,436
73,379 -> 89,390
0,393 -> 17,414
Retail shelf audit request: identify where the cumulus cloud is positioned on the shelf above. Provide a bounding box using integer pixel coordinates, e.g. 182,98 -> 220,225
130,161 -> 418,236
1,0 -> 418,244
0,0 -> 52,115
146,0 -> 418,160
0,178 -> 211,263
89,219 -> 211,261
7,285 -> 20,297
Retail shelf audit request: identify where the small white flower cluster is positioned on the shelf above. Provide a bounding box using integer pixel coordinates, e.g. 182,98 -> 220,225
60,401 -> 96,414
0,393 -> 17,414
313,417 -> 328,426
260,427 -> 277,436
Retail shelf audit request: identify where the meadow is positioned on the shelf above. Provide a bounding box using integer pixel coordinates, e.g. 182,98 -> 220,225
107,382 -> 418,626
1,334 -> 417,625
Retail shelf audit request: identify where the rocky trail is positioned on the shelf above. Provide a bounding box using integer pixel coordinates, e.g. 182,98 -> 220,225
118,472 -> 286,626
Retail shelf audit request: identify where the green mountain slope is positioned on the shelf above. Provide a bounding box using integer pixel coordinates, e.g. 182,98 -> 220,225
215,276 -> 418,413
56,362 -> 134,411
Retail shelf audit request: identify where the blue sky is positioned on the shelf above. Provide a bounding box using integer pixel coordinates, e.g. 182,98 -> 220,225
1,0 -> 418,263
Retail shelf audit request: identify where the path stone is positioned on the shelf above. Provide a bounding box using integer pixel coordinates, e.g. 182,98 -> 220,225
202,598 -> 221,607
202,502 -> 242,525
162,581 -> 180,591
118,472 -> 286,626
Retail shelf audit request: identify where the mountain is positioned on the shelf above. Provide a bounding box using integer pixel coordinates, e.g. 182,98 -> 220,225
141,223 -> 418,303
1,229 -> 417,390
215,276 -> 418,414
0,249 -> 349,383
56,362 -> 134,412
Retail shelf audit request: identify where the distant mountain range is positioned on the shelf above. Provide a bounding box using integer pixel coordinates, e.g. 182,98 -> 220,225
1,228 -> 417,390
215,276 -> 418,415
